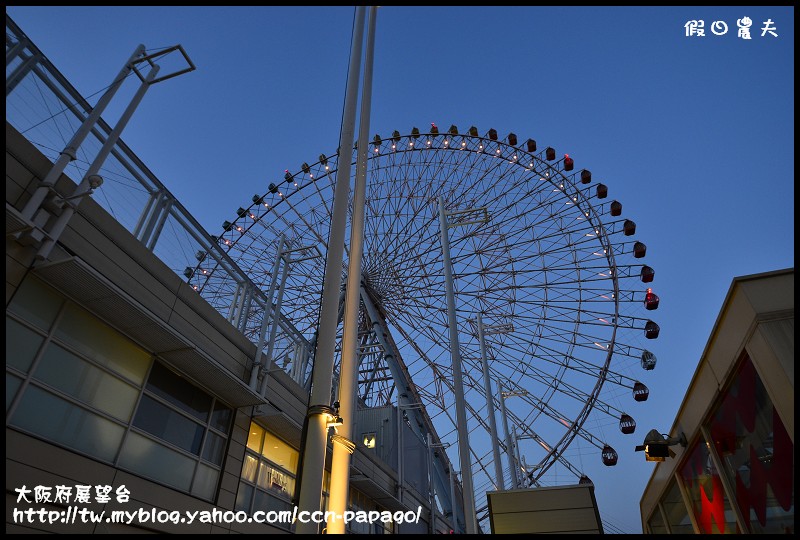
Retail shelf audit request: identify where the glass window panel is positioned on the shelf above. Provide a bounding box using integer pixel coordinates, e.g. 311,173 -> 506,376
242,453 -> 258,483
191,462 -> 219,501
235,482 -> 254,513
34,344 -> 138,422
6,373 -> 22,411
254,489 -> 292,513
145,362 -> 211,421
647,507 -> 668,533
257,461 -> 294,497
247,423 -> 264,453
133,394 -> 204,455
253,491 -> 292,530
680,438 -> 739,533
202,431 -> 226,465
211,401 -> 232,432
6,317 -> 44,373
263,431 -> 299,474
662,479 -> 695,533
118,431 -> 194,492
10,385 -> 124,462
8,276 -> 63,331
709,354 -> 794,534
55,303 -> 150,384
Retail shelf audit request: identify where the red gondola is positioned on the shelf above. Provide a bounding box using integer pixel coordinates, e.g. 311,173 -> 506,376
633,381 -> 650,401
644,288 -> 660,310
623,219 -> 636,236
644,320 -> 659,339
602,445 -> 618,466
640,265 -> 655,283
619,414 -> 636,434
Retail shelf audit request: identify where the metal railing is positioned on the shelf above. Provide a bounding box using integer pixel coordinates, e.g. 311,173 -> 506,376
6,14 -> 311,391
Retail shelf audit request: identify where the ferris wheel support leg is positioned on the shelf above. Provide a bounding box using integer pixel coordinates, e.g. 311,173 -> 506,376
499,383 -> 519,489
477,312 -> 506,491
439,197 -> 478,534
295,6 -> 366,534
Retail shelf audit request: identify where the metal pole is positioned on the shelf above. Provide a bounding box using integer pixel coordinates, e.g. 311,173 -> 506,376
295,7 -> 366,533
35,62 -> 160,260
259,253 -> 291,397
512,429 -> 523,487
448,469 -> 458,532
327,6 -> 377,533
20,44 -> 145,221
6,52 -> 39,97
397,405 -> 404,503
498,383 -> 518,489
438,196 -> 477,534
250,235 -> 284,389
477,312 -> 505,491
427,433 -> 437,534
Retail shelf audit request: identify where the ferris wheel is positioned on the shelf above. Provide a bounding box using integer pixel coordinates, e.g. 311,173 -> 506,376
187,124 -> 660,512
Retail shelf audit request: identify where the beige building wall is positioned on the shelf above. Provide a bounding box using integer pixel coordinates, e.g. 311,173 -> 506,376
639,268 -> 794,533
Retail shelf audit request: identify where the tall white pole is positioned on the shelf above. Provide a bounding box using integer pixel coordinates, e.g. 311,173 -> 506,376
438,196 -> 477,534
327,5 -> 377,534
20,44 -> 145,221
295,7 -> 366,534
477,313 -> 505,491
36,62 -> 160,261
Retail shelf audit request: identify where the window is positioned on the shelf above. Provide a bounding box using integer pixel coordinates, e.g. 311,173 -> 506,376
236,422 -> 302,530
123,361 -> 233,499
6,275 -> 233,503
679,437 -> 738,533
7,277 -> 146,465
660,479 -> 694,534
348,487 -> 393,534
647,506 -> 668,534
708,353 -> 794,534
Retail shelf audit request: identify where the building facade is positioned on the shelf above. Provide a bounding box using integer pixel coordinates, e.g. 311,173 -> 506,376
639,268 -> 794,534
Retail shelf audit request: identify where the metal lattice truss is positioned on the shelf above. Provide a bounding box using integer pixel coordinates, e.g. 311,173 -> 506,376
188,127 -> 660,518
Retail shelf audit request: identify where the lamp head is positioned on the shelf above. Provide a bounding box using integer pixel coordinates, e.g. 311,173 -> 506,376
635,429 -> 686,462
87,174 -> 104,189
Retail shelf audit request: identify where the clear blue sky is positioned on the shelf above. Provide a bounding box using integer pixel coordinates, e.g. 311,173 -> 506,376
7,5 -> 794,534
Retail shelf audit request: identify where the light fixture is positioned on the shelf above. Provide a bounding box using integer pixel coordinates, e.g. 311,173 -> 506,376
635,429 -> 687,462
87,174 -> 104,189
326,414 -> 344,429
363,433 -> 377,448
